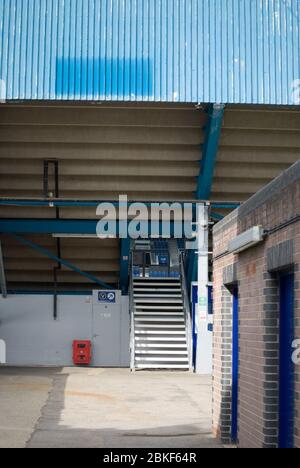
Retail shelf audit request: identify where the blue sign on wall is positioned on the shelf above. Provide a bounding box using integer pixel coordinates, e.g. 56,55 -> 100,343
98,291 -> 116,304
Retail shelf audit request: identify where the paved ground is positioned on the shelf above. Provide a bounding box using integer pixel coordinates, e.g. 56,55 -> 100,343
0,367 -> 53,448
0,367 -> 222,448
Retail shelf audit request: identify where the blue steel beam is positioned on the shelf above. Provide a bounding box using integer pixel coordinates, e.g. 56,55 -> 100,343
8,290 -> 93,296
197,104 -> 225,200
211,212 -> 224,221
0,199 -> 240,210
0,219 -> 188,237
0,219 -> 99,235
10,234 -> 113,290
120,238 -> 131,295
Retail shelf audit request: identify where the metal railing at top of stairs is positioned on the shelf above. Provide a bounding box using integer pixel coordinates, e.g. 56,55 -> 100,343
131,248 -> 172,279
179,252 -> 194,372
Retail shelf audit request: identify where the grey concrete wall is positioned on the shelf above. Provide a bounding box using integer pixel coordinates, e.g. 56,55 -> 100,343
0,293 -> 130,367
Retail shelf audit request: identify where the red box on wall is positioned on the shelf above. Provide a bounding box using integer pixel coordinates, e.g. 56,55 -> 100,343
73,340 -> 92,366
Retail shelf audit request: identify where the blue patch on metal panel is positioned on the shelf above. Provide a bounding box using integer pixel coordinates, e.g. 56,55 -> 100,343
55,58 -> 154,100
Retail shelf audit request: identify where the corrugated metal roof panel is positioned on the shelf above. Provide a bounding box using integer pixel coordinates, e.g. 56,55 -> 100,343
0,0 -> 299,105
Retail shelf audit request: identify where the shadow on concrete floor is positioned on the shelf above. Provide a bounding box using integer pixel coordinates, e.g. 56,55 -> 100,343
1,367 -> 222,449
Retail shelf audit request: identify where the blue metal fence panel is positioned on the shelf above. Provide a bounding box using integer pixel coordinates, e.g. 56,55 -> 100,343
0,0 -> 299,104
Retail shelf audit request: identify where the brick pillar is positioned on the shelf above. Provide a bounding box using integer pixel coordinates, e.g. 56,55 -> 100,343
212,284 -> 234,443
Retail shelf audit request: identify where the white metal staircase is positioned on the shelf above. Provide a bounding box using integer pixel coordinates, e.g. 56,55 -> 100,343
130,251 -> 193,371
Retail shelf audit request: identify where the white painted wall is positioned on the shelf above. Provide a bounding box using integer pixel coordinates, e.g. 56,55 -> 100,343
0,293 -> 130,367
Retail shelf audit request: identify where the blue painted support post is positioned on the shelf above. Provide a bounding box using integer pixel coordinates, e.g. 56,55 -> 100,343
120,238 -> 130,295
11,234 -> 113,290
197,104 -> 225,200
187,249 -> 198,291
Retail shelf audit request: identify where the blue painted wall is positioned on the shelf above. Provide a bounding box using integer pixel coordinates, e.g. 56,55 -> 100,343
0,0 -> 300,104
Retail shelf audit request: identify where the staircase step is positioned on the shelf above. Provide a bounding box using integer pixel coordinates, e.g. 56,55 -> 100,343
135,336 -> 187,342
134,294 -> 182,298
135,350 -> 188,355
133,289 -> 182,293
136,343 -> 187,348
135,330 -> 186,335
134,295 -> 182,300
134,278 -> 180,281
135,311 -> 184,316
135,317 -> 185,323
135,357 -> 189,362
134,298 -> 183,303
135,322 -> 185,326
135,330 -> 185,334
135,296 -> 183,300
133,282 -> 181,287
135,364 -> 190,370
135,305 -> 183,310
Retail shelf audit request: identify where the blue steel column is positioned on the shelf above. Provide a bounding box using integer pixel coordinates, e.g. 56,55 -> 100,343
193,105 -> 225,311
197,104 -> 225,200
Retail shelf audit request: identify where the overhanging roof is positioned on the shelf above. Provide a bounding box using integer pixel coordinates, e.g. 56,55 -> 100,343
0,0 -> 300,105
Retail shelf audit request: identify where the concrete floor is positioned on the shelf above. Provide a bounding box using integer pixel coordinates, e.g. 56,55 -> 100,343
0,367 -> 222,448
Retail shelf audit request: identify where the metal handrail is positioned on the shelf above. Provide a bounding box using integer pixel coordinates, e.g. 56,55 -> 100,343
129,258 -> 135,372
180,252 -> 193,372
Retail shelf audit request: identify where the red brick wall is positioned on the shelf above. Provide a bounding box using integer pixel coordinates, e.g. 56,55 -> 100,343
212,212 -> 238,443
213,163 -> 300,448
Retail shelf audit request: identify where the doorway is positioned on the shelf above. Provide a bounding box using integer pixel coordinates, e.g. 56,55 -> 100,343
279,273 -> 295,449
231,287 -> 239,443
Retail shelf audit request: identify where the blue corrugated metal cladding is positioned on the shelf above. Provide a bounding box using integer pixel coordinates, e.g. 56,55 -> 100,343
0,0 -> 299,104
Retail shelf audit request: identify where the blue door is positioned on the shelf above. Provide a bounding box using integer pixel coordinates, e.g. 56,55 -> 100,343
279,273 -> 295,449
191,284 -> 198,368
231,288 -> 239,443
